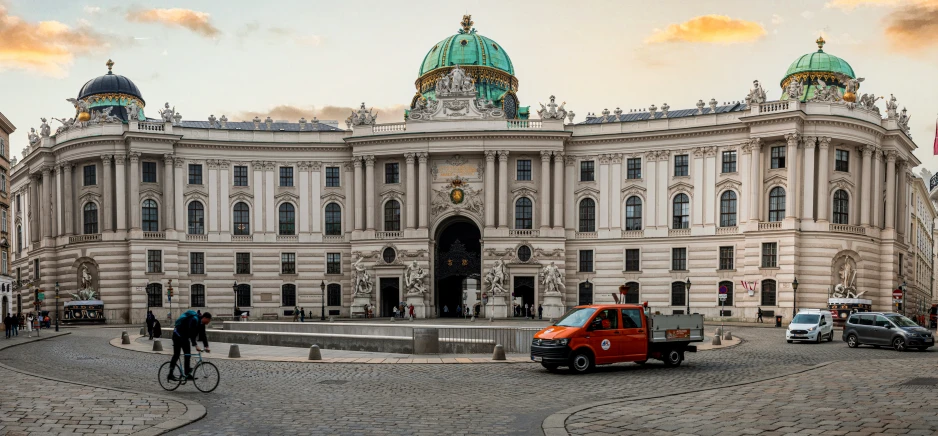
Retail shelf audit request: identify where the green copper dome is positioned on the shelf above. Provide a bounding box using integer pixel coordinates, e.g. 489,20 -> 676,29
419,32 -> 514,76
780,37 -> 857,102
784,50 -> 855,79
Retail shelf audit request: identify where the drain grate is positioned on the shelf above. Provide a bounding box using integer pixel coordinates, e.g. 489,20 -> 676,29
319,380 -> 348,385
900,378 -> 938,387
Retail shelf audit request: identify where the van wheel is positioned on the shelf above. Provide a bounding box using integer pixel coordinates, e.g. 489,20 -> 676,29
893,337 -> 907,352
662,349 -> 683,367
541,363 -> 559,372
816,332 -> 822,344
568,351 -> 594,374
827,332 -> 833,342
846,334 -> 859,348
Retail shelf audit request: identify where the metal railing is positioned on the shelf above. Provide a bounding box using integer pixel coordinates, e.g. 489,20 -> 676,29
507,120 -> 542,129
375,231 -> 403,239
434,326 -> 540,354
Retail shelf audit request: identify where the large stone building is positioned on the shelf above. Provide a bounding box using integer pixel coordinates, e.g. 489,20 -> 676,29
0,111 -> 14,316
7,19 -> 927,324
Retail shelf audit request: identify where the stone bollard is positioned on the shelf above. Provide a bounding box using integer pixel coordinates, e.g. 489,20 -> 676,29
413,328 -> 440,355
228,344 -> 241,358
121,331 -> 130,344
329,316 -> 334,322
724,331 -> 733,340
308,345 -> 322,361
470,316 -> 475,322
390,317 -> 395,322
492,344 -> 506,361
711,335 -> 722,346
152,339 -> 163,351
139,327 -> 146,336
715,327 -> 722,336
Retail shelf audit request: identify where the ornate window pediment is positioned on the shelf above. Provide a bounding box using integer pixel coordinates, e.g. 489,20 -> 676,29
668,181 -> 694,197
574,186 -> 600,196
229,191 -> 254,205
829,177 -> 856,193
715,178 -> 742,191
78,190 -> 101,205
380,188 -> 406,203
321,191 -> 346,202
511,186 -> 538,198
275,191 -> 300,202
764,173 -> 787,189
140,186 -> 163,198
621,184 -> 647,201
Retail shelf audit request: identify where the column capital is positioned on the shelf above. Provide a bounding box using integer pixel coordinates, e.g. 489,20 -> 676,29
740,141 -> 753,154
497,150 -> 509,162
564,154 -> 577,166
363,155 -> 376,166
163,153 -> 175,165
802,136 -> 817,149
749,137 -> 763,150
858,144 -> 875,157
127,151 -> 140,164
344,160 -> 355,171
54,165 -> 63,176
114,154 -> 126,165
405,152 -> 416,164
657,151 -> 672,161
693,147 -> 705,158
353,158 -> 363,169
873,149 -> 884,161
40,165 -> 53,176
784,133 -> 800,147
598,154 -> 611,165
610,153 -> 622,164
310,161 -> 322,171
817,137 -> 832,149
553,150 -> 565,161
484,150 -> 497,162
705,146 -> 717,157
101,154 -> 112,165
645,150 -> 659,160
540,150 -> 553,162
61,161 -> 72,173
885,150 -> 897,163
173,156 -> 186,168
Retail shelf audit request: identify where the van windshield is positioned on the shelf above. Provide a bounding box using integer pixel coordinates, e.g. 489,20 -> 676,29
885,314 -> 918,327
554,308 -> 597,327
791,314 -> 820,324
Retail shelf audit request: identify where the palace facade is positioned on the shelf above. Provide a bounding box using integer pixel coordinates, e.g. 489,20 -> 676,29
7,18 -> 928,323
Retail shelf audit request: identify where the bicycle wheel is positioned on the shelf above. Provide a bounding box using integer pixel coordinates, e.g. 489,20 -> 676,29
158,362 -> 183,391
192,361 -> 220,393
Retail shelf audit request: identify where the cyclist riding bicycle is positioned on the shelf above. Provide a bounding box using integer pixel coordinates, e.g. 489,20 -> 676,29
168,310 -> 212,381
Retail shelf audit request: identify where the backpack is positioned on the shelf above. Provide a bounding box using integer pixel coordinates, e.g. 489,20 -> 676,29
174,310 -> 199,328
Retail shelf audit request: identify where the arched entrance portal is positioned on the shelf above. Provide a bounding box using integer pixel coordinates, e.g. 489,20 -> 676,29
434,218 -> 481,317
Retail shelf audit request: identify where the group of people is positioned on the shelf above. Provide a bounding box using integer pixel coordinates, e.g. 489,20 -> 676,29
4,312 -> 47,338
292,307 -> 307,322
145,310 -> 163,340
514,303 -> 543,320
392,302 -> 416,319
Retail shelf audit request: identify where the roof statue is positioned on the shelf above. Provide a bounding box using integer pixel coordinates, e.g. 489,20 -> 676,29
347,102 -> 378,127
885,94 -> 898,118
459,14 -> 474,34
843,77 -> 864,103
27,127 -> 39,146
39,118 -> 50,138
780,37 -> 855,102
160,102 -> 175,122
746,80 -> 767,105
786,79 -> 805,101
409,65 -> 504,122
537,95 -> 567,120
809,78 -> 842,102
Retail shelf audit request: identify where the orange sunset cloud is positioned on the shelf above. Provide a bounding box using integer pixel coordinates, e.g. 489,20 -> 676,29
126,8 -> 220,38
645,15 -> 766,44
0,5 -> 106,77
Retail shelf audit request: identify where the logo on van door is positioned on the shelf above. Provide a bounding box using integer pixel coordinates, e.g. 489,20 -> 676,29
601,339 -> 611,350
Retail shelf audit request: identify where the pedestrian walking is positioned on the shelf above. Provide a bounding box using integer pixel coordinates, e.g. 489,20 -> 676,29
300,307 -> 305,322
538,304 -> 543,320
529,305 -> 535,319
12,313 -> 19,336
393,306 -> 399,318
757,307 -> 764,323
146,310 -> 156,340
152,319 -> 162,338
26,313 -> 33,336
4,313 -> 11,339
408,304 -> 415,319
293,307 -> 300,322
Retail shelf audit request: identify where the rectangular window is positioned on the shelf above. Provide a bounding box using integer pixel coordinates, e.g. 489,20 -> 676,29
190,252 -> 204,275
626,158 -> 642,179
142,162 -> 157,183
327,284 -> 342,306
326,253 -> 341,275
282,285 -> 297,307
233,165 -> 249,186
672,247 -> 687,271
279,166 -> 294,187
190,285 -> 205,308
674,155 -> 689,177
770,146 -> 786,169
2,251 -> 7,275
16,195 -> 21,213
580,160 -> 595,182
516,159 -> 532,181
385,163 -> 400,184
325,166 -> 340,187
147,250 -> 162,273
761,242 -> 778,268
835,150 -> 849,172
719,246 -> 734,270
281,253 -> 296,274
578,250 -> 594,273
625,249 -> 640,272
34,259 -> 39,280
236,253 -> 251,274
83,165 -> 96,186
721,151 -> 737,173
236,285 -> 251,307
188,164 -> 203,185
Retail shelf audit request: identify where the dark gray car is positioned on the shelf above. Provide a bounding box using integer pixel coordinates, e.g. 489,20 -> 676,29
842,312 -> 934,351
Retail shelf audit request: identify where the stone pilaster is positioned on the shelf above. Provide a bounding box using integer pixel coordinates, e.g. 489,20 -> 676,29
101,155 -> 113,232
406,153 -> 417,230
816,138 -> 831,222
497,151 -> 509,229
417,152 -> 429,229
553,151 -> 564,229
364,155 -> 376,231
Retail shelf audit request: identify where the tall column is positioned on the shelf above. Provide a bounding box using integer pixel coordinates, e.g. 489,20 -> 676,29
128,152 -> 140,230
564,155 -> 575,230
692,147 -> 704,226
609,154 -> 622,230
29,177 -> 39,242
174,157 -> 185,232
252,162 -> 264,234
63,163 -> 73,235
163,154 -> 175,231
417,152 -> 429,229
784,134 -> 798,219
54,165 -> 62,237
704,147 -> 717,226
749,138 -> 762,221
801,137 -> 817,222
553,151 -> 564,229
219,160 -> 230,233
898,160 -> 909,236
816,138 -> 831,222
344,161 -> 355,233
101,155 -> 113,232
365,156 -> 376,230
40,166 -> 52,239
207,160 -> 219,233
872,151 -> 883,228
497,151 -> 509,229
483,151 -> 495,229
264,162 -> 275,233
308,162 -> 320,233
645,151 -> 657,228
884,151 -> 897,229
739,144 -> 750,224
540,150 -> 552,230
114,154 -> 127,231
859,145 -> 874,226
353,158 -> 364,231
656,153 -> 668,227
406,153 -> 418,230
598,155 -> 609,230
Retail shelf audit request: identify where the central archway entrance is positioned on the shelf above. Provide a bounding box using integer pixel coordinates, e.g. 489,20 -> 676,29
434,217 -> 481,317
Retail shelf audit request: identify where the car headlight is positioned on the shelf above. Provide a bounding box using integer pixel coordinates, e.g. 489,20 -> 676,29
807,326 -> 816,332
557,338 -> 569,346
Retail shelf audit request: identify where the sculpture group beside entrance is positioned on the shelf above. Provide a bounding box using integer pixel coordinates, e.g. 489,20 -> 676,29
409,64 -> 504,121
404,261 -> 427,296
352,257 -> 373,296
484,260 -> 508,296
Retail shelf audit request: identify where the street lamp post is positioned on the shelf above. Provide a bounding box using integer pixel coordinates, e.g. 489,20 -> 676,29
54,281 -> 60,332
320,280 -> 326,321
899,281 -> 907,315
232,280 -> 238,319
685,277 -> 692,315
167,279 -> 174,321
791,277 -> 799,316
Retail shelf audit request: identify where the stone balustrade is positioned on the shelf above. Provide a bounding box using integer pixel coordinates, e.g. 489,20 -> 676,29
143,231 -> 165,239
68,234 -> 101,244
375,231 -> 403,240
830,224 -> 866,235
509,229 -> 539,237
758,222 -> 782,231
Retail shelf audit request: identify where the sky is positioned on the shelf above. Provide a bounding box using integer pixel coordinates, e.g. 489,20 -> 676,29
2,0 -> 937,171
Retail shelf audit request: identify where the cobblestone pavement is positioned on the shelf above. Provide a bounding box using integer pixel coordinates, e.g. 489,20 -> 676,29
0,326 -> 934,435
0,333 -> 204,436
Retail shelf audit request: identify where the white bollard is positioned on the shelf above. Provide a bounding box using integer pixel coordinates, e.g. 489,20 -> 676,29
228,344 -> 241,358
139,327 -> 146,336
308,345 -> 322,361
724,331 -> 733,340
492,344 -> 506,361
152,339 -> 163,351
711,335 -> 722,346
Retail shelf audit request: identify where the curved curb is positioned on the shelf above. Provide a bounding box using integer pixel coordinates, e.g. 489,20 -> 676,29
541,360 -> 833,436
0,333 -> 207,436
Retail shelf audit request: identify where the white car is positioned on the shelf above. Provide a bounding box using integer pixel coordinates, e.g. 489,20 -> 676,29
786,309 -> 834,343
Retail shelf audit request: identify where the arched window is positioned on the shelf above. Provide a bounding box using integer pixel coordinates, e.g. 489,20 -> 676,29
235,283 -> 251,307
515,197 -> 533,230
83,203 -> 98,234
672,193 -> 689,229
325,203 -> 342,236
623,282 -> 640,304
768,187 -> 785,222
720,191 -> 737,227
718,281 -> 734,306
233,202 -> 250,235
281,284 -> 297,307
671,281 -> 686,306
187,202 -> 205,235
190,284 -> 205,308
279,203 -> 296,235
625,197 -> 642,231
146,283 -> 163,308
142,199 -> 159,231
16,225 -> 22,252
761,279 -> 777,306
578,198 -> 595,232
833,190 -> 849,224
384,200 -> 401,232
578,281 -> 593,305
327,283 -> 342,306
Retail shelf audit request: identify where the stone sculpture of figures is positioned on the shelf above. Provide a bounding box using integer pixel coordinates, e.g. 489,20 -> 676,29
404,261 -> 427,296
27,128 -> 40,145
844,77 -> 864,98
65,98 -> 90,116
81,266 -> 93,290
540,262 -> 565,296
125,100 -> 139,122
811,79 -> 841,102
39,118 -> 50,138
537,95 -> 568,120
484,260 -> 507,296
898,107 -> 910,133
219,115 -> 228,128
208,114 -> 217,128
173,112 -> 182,126
434,64 -> 475,96
347,102 -> 378,126
352,257 -> 373,295
885,94 -> 898,118
159,102 -> 175,122
786,80 -> 804,100
746,80 -> 767,104
832,256 -> 865,299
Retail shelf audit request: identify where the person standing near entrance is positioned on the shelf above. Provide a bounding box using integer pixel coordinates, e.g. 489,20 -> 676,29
300,308 -> 305,322
538,304 -> 543,320
25,313 -> 33,336
757,307 -> 764,323
529,305 -> 535,319
408,304 -> 415,319
293,307 -> 300,322
443,305 -> 449,316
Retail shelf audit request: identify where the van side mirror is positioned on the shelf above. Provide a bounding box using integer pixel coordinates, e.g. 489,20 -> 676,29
885,324 -> 893,329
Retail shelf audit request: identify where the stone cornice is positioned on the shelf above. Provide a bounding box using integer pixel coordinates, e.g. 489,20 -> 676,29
568,126 -> 749,147
176,139 -> 347,153
344,130 -> 571,146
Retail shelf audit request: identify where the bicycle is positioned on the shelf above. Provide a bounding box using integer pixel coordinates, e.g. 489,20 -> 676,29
158,351 -> 220,393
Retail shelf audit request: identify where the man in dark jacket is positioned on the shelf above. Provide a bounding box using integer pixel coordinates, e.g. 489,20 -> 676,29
168,310 -> 212,381
146,311 -> 156,340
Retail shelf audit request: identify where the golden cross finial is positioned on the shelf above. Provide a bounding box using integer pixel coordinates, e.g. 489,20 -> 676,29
816,35 -> 826,51
106,59 -> 114,74
460,14 -> 473,34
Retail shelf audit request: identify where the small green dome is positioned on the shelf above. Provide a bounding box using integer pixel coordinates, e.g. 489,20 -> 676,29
784,50 -> 855,79
419,33 -> 514,76
779,37 -> 857,102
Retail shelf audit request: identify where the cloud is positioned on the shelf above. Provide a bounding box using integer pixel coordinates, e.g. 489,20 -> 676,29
825,0 -> 901,10
126,8 -> 220,38
801,10 -> 815,19
771,14 -> 784,25
232,104 -> 408,124
269,27 -> 322,46
645,15 -> 766,44
0,4 -> 107,77
83,5 -> 101,15
884,0 -> 938,52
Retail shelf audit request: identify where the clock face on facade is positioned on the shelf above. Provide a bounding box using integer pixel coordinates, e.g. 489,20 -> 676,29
503,93 -> 517,119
